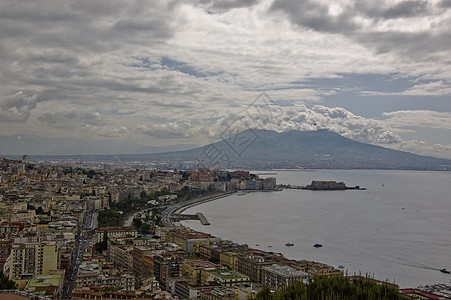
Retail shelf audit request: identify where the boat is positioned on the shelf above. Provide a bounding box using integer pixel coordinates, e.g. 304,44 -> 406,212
338,265 -> 344,269
285,242 -> 294,246
313,243 -> 322,248
440,268 -> 450,274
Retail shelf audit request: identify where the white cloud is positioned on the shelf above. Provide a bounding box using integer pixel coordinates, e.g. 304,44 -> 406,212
0,0 -> 450,158
382,110 -> 451,129
377,131 -> 402,144
0,91 -> 39,122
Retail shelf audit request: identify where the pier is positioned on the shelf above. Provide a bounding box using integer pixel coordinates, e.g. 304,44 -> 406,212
173,212 -> 210,225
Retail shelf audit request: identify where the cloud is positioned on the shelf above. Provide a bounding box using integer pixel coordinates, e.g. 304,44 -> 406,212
388,139 -> 451,159
270,0 -> 451,68
0,91 -> 39,122
0,0 -> 450,159
38,110 -> 105,129
270,1 -> 359,34
137,121 -> 198,139
199,0 -> 260,12
382,110 -> 451,129
377,131 -> 402,144
356,0 -> 429,20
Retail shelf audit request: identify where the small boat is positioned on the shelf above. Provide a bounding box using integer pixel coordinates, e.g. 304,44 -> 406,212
338,265 -> 344,269
440,268 -> 450,274
285,242 -> 294,246
313,243 -> 322,248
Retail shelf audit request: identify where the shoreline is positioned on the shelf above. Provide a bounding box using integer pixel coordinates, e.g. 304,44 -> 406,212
174,192 -> 235,215
163,189 -> 281,226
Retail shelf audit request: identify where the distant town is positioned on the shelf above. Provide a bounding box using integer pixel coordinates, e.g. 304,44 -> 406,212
0,156 -> 449,299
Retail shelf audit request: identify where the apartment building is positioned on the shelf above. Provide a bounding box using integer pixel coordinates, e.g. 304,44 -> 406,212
261,264 -> 309,290
8,240 -> 60,280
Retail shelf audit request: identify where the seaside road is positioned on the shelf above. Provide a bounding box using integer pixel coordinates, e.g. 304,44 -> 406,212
161,192 -> 234,226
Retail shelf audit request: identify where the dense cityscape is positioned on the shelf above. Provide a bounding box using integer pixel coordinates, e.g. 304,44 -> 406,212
0,156 -> 449,299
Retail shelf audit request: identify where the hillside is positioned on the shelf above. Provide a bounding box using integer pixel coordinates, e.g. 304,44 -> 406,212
11,129 -> 451,170
123,129 -> 451,170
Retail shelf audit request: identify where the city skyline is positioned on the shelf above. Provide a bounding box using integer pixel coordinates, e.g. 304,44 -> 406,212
1,0 -> 451,158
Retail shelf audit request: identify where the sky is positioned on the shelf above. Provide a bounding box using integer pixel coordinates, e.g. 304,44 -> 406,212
1,0 -> 451,158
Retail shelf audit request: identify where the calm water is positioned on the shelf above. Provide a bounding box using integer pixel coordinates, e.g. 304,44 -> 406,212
181,170 -> 451,288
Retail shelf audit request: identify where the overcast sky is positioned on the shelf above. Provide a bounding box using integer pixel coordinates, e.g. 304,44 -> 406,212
1,0 -> 451,157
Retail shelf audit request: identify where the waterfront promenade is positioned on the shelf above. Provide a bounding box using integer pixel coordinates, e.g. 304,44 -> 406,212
161,191 -> 235,226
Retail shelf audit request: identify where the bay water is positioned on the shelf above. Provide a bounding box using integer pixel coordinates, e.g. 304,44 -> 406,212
181,169 -> 451,288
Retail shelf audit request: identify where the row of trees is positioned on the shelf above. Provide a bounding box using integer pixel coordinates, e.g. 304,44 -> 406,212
255,276 -> 406,300
98,185 -> 213,228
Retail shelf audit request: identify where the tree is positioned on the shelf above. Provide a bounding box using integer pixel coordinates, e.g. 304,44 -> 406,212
0,272 -> 16,289
95,231 -> 108,253
255,275 -> 406,300
133,217 -> 142,230
36,206 -> 45,215
141,223 -> 151,234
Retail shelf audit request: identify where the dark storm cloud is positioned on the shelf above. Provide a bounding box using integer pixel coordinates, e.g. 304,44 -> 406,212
269,0 -> 450,63
0,0 -> 175,53
439,0 -> 451,8
355,0 -> 429,19
0,0 -> 181,118
38,110 -> 105,129
199,0 -> 259,11
0,91 -> 39,122
270,0 -> 358,34
270,0 -> 431,34
358,31 -> 451,61
1,0 -> 451,158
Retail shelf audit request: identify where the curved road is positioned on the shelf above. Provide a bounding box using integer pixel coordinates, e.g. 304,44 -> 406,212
161,192 -> 234,226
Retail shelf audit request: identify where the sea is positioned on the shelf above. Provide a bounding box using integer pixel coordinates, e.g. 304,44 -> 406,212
181,169 -> 451,288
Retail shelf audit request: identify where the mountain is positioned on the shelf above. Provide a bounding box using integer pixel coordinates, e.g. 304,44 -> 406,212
9,129 -> 451,170
119,129 -> 451,170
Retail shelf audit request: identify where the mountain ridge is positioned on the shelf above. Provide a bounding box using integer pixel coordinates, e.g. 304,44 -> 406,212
10,129 -> 450,171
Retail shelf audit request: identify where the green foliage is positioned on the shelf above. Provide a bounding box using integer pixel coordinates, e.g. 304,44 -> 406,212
133,217 -> 142,230
35,206 -> 45,215
98,209 -> 122,227
255,276 -> 405,300
141,222 -> 151,234
86,170 -> 97,179
0,272 -> 16,289
94,231 -> 108,253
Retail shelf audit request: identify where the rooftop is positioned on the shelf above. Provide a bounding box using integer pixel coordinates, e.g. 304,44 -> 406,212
184,259 -> 217,269
208,269 -> 249,280
263,265 -> 309,278
173,231 -> 216,240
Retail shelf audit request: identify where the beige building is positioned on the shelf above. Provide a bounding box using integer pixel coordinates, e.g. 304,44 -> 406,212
220,252 -> 239,271
182,259 -> 217,284
205,269 -> 250,287
261,264 -> 309,290
8,240 -> 60,280
169,231 -> 220,254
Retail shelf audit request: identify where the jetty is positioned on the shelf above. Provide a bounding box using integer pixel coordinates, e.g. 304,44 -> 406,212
173,212 -> 210,225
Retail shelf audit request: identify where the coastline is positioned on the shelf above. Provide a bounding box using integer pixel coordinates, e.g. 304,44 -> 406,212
162,189 -> 281,226
161,191 -> 235,226
174,192 -> 235,215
